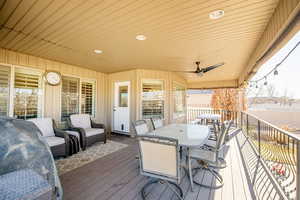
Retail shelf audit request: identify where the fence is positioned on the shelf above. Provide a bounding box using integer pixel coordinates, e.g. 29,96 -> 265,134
187,107 -> 238,125
186,107 -> 300,199
240,112 -> 300,200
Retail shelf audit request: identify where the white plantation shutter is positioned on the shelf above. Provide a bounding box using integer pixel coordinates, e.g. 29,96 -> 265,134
14,71 -> 41,119
142,80 -> 164,119
61,76 -> 79,121
0,66 -> 10,116
81,82 -> 95,116
173,83 -> 186,118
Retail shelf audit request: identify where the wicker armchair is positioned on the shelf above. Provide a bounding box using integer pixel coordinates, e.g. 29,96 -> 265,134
28,118 -> 70,158
67,114 -> 106,150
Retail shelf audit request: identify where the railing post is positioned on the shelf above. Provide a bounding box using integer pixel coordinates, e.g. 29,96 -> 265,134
246,114 -> 249,136
235,111 -> 237,127
258,120 -> 261,157
241,112 -> 243,129
297,141 -> 300,200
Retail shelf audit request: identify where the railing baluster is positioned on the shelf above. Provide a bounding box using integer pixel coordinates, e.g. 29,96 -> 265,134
297,141 -> 300,200
246,114 -> 249,136
258,120 -> 261,157
241,112 -> 243,129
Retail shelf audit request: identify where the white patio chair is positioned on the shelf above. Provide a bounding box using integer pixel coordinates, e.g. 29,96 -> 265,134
204,120 -> 233,169
132,120 -> 150,165
132,120 -> 150,136
138,135 -> 183,200
187,122 -> 229,190
150,116 -> 164,130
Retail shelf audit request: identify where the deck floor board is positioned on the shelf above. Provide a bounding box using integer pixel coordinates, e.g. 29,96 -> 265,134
60,133 -> 255,200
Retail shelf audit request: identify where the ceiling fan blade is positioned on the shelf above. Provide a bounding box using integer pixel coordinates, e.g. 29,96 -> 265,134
173,71 -> 197,73
202,62 -> 224,73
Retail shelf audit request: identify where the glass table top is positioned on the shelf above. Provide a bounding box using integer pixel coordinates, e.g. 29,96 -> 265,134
148,124 -> 210,147
197,114 -> 221,120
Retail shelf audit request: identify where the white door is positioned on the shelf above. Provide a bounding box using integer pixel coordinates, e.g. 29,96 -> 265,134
113,81 -> 130,133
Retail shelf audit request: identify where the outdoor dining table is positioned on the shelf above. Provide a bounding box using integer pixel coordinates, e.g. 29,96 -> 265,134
147,123 -> 211,191
197,113 -> 221,121
148,123 -> 210,147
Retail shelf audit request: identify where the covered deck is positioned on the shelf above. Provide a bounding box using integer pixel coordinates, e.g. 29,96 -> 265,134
1,1 -> 300,200
60,132 -> 255,200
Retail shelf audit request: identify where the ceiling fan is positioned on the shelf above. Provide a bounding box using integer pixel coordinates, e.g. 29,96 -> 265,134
177,61 -> 225,77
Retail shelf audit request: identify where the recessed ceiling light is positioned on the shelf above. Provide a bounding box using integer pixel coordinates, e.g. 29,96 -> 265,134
94,49 -> 103,54
136,35 -> 147,41
209,10 -> 225,19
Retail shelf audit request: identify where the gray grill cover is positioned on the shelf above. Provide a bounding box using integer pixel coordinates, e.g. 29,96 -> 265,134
0,117 -> 63,200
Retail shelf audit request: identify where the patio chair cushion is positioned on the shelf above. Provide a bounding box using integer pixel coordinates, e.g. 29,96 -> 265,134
66,130 -> 80,139
44,136 -> 65,147
135,124 -> 149,135
189,148 -> 217,163
84,128 -> 105,137
28,118 -> 55,137
205,140 -> 217,148
152,119 -> 163,129
70,114 -> 91,129
140,140 -> 177,177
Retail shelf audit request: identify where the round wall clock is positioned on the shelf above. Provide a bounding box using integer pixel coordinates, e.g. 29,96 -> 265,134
44,71 -> 62,86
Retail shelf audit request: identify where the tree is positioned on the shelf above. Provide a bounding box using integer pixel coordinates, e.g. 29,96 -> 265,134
210,88 -> 246,120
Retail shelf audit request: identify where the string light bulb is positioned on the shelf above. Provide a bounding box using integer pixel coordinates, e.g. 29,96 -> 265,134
249,41 -> 299,85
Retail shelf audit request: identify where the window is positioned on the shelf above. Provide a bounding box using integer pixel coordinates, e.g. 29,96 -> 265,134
81,81 -> 95,116
0,66 -> 43,119
61,76 -> 79,121
173,83 -> 186,118
61,77 -> 96,120
119,86 -> 128,107
13,69 -> 43,119
142,80 -> 164,119
0,65 -> 10,116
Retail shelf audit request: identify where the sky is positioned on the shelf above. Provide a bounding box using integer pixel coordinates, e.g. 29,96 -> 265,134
248,30 -> 300,98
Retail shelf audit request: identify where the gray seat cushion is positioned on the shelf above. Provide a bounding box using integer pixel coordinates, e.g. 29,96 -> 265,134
70,114 -> 91,129
205,140 -> 217,147
84,128 -> 104,137
190,148 -> 217,163
27,118 -> 55,137
45,137 -> 65,147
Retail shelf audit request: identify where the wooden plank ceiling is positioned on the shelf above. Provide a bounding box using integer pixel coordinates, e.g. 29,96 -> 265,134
0,0 -> 281,84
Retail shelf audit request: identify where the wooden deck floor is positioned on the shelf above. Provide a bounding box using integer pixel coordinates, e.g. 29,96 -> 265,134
60,133 -> 255,200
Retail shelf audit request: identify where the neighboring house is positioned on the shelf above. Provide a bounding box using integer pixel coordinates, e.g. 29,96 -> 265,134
187,90 -> 212,108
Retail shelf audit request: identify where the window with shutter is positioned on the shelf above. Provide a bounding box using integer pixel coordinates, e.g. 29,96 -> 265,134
14,71 -> 42,119
61,76 -> 79,121
173,83 -> 186,118
0,65 -> 10,116
142,80 -> 164,119
81,81 -> 95,116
